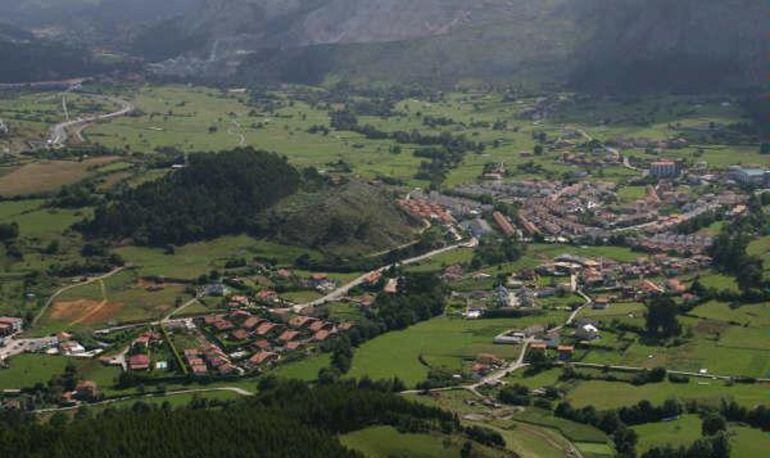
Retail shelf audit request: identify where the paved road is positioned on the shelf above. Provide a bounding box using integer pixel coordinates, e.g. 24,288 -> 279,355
416,287 -> 594,396
467,336 -> 535,395
47,94 -> 134,148
291,238 -> 478,312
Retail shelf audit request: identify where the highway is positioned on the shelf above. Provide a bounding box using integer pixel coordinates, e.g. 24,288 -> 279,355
47,94 -> 134,148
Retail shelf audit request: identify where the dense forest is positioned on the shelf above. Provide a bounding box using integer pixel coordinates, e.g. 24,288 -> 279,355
0,380 -> 462,458
0,40 -> 110,84
82,148 -> 300,246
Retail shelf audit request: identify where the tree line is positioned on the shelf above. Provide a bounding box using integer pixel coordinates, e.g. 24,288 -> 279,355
0,379 -> 479,457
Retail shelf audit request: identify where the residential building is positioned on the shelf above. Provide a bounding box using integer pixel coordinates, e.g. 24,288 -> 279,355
649,160 -> 681,179
0,317 -> 23,337
727,166 -> 770,188
128,354 -> 150,371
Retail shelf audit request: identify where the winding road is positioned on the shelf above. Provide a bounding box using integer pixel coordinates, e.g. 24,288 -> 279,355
47,94 -> 134,148
291,237 -> 478,312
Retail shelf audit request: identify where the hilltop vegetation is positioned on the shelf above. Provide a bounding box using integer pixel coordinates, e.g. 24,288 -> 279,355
82,148 -> 300,246
261,181 -> 415,257
80,148 -> 416,257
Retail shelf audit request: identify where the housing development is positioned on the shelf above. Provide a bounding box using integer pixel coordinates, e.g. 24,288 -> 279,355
0,1 -> 767,457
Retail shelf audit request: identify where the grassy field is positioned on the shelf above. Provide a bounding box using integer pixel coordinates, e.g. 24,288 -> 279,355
634,416 -> 770,458
116,235 -> 322,280
747,235 -> 770,277
272,353 -> 331,381
36,268 -> 191,333
0,353 -> 120,391
729,426 -> 769,458
565,379 -> 766,410
0,157 -> 120,197
510,408 -> 609,444
616,186 -> 646,203
340,426 -> 505,458
577,297 -> 769,378
349,312 -> 568,387
0,353 -> 70,390
404,248 -> 476,272
632,415 -> 703,453
89,390 -> 244,412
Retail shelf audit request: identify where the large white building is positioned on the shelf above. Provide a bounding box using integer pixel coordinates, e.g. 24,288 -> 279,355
727,166 -> 770,188
649,160 -> 682,178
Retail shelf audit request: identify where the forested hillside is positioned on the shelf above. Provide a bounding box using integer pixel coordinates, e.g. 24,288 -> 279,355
0,381 -> 466,457
0,0 -> 762,91
0,25 -> 112,83
82,148 -> 300,246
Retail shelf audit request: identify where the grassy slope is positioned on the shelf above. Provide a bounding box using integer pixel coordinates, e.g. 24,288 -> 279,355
268,181 -> 415,257
340,425 -> 504,458
349,312 -> 568,387
632,415 -> 702,453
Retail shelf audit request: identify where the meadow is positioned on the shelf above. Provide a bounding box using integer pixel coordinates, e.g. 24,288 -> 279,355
348,312 -> 568,387
632,415 -> 703,453
340,425 -> 505,458
116,235 -> 323,280
0,156 -> 120,197
35,268 -> 192,333
565,379 -> 766,410
0,353 -> 120,392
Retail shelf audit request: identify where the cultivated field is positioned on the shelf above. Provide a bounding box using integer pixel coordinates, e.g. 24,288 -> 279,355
0,156 -> 119,196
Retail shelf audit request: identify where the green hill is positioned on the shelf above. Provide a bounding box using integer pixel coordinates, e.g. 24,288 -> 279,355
259,180 -> 416,257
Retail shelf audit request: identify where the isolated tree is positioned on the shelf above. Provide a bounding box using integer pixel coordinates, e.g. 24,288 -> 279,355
702,413 -> 727,436
736,256 -> 763,295
644,295 -> 681,338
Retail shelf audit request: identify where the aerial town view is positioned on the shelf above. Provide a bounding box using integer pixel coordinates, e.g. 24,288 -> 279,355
0,0 -> 767,457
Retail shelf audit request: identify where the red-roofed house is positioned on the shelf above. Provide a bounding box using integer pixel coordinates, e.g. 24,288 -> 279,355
128,354 -> 150,371
279,330 -> 300,342
313,330 -> 332,342
308,320 -> 333,333
253,339 -> 271,351
242,316 -> 265,330
338,322 -> 355,332
289,315 -> 317,329
255,322 -> 278,336
257,290 -> 279,302
285,341 -> 302,351
249,351 -> 278,366
231,329 -> 250,341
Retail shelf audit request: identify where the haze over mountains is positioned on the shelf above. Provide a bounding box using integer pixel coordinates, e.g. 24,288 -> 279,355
0,0 -> 763,92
